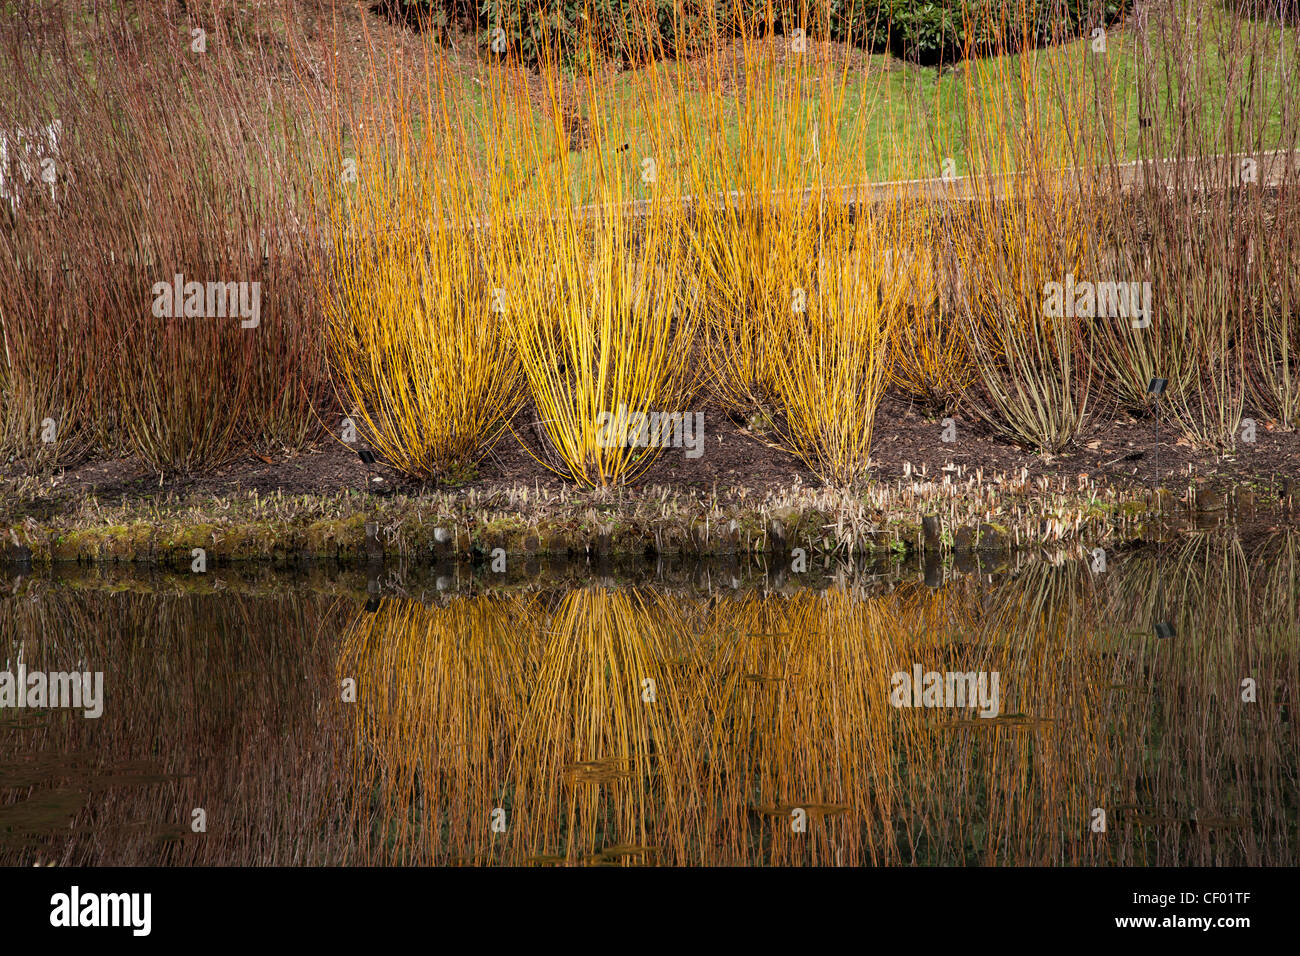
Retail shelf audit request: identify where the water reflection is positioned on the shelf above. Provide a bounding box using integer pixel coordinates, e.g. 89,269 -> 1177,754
2,534 -> 1296,865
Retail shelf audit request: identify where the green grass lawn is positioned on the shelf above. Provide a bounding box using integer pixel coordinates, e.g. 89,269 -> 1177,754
12,2 -> 1296,213
474,6 -> 1298,208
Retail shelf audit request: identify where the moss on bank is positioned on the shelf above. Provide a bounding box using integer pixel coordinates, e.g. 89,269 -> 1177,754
1,477 -> 1293,568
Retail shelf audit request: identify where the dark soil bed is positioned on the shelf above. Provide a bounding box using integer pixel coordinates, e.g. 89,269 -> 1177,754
8,394 -> 1297,516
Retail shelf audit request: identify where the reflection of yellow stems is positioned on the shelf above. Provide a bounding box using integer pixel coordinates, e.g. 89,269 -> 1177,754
336,545 -> 1300,866
338,594 -> 537,865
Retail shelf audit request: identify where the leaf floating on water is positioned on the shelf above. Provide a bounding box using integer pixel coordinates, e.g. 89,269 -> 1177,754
0,788 -> 88,848
86,775 -> 185,790
0,711 -> 54,731
944,714 -> 1057,730
149,823 -> 207,845
1129,814 -> 1191,827
444,850 -> 493,865
563,758 -> 634,786
747,802 -> 845,820
0,750 -> 106,789
595,844 -> 654,862
1195,815 -> 1249,830
1121,806 -> 1249,830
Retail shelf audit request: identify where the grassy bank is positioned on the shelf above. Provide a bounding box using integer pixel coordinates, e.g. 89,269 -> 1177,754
1,471 -> 1293,568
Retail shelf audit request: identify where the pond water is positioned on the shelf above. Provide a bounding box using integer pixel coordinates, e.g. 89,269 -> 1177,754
2,535 -> 1296,866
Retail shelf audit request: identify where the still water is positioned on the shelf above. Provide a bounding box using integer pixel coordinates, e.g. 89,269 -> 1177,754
2,534 -> 1296,866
